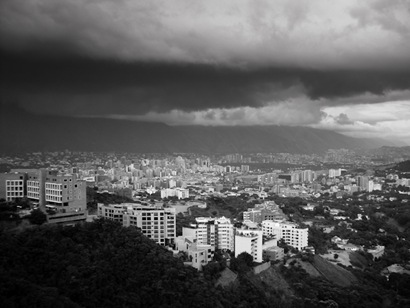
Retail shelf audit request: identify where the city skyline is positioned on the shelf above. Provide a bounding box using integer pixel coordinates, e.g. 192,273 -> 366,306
1,0 -> 410,145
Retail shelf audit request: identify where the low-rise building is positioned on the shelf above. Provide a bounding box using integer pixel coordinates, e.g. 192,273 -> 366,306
263,246 -> 285,261
175,236 -> 215,271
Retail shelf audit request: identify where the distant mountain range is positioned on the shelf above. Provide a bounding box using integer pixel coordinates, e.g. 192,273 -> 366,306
0,105 -> 398,154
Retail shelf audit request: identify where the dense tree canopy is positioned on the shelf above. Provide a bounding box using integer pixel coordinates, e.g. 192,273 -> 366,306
0,219 -> 299,307
28,208 -> 47,225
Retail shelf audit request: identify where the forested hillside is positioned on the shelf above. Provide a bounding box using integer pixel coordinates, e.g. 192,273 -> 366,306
1,219 -> 409,307
0,219 -> 291,307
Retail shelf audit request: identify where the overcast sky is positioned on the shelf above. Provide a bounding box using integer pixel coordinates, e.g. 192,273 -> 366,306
1,0 -> 410,144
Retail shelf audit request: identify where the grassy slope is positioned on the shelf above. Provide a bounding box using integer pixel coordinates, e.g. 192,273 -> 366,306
312,255 -> 357,287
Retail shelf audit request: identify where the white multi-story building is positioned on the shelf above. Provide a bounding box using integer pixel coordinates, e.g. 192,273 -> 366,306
27,180 -> 40,201
329,168 -> 342,178
368,180 -> 374,192
0,172 -> 25,202
160,188 -> 190,199
216,216 -> 235,250
261,220 -> 282,240
97,203 -> 124,223
235,229 -> 263,262
183,216 -> 234,251
262,220 -> 308,250
98,203 -> 176,246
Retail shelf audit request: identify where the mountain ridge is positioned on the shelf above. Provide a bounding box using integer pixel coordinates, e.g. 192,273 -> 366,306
0,105 -> 397,154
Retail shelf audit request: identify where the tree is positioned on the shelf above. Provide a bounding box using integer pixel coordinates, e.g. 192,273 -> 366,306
237,252 -> 254,267
28,209 -> 47,225
230,252 -> 254,274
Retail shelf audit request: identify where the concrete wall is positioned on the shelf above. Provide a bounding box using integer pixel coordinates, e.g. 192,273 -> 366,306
253,262 -> 271,274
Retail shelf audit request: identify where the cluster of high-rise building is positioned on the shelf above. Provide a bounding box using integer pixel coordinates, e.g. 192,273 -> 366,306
171,210 -> 308,270
243,201 -> 308,251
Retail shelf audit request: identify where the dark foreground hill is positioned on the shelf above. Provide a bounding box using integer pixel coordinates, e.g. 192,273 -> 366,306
0,105 -> 394,153
1,219 -> 408,307
0,219 -> 288,307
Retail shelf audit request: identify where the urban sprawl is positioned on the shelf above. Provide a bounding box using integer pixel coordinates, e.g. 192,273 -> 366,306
1,148 -> 410,277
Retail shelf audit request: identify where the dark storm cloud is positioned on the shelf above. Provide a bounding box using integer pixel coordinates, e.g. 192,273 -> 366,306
0,50 -> 297,115
1,0 -> 410,120
2,50 -> 410,117
300,70 -> 410,100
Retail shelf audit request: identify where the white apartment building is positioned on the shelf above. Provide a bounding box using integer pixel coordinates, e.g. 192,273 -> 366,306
262,220 -> 308,250
182,216 -> 234,251
216,217 -> 235,251
235,229 -> 263,262
329,168 -> 342,178
98,203 -> 176,246
160,188 -> 190,199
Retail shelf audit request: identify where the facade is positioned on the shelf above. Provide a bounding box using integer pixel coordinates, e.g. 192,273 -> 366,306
329,169 -> 342,178
175,236 -> 215,271
183,216 -> 234,251
98,203 -> 176,246
0,172 -> 26,202
243,208 -> 262,223
241,165 -> 250,173
42,170 -> 87,224
263,246 -> 285,261
262,220 -> 308,250
27,169 -> 47,206
243,201 -> 286,223
356,176 -> 370,191
160,188 -> 190,199
262,220 -> 282,241
234,229 -> 263,262
187,242 -> 214,271
97,203 -> 124,223
1,169 -> 87,225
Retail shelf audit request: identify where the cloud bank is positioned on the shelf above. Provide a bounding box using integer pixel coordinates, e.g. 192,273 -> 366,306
1,0 -> 409,68
1,0 -> 410,144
